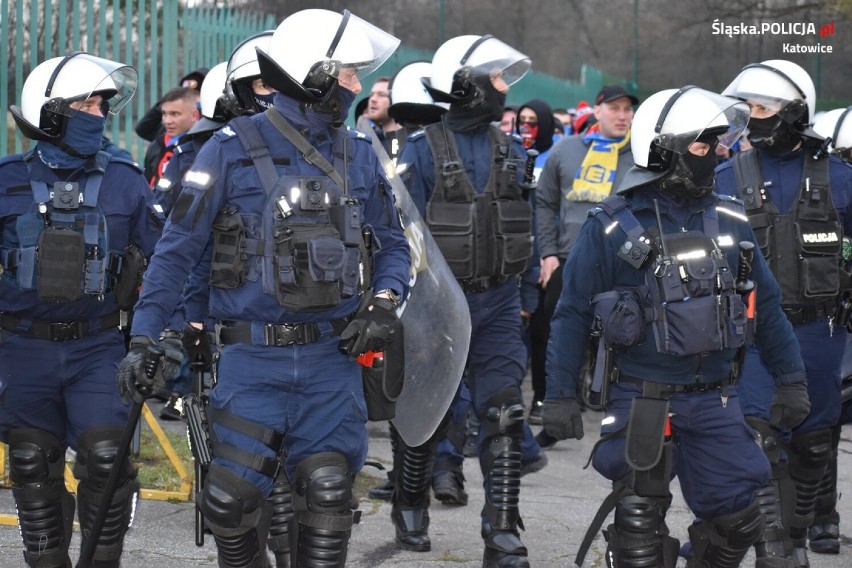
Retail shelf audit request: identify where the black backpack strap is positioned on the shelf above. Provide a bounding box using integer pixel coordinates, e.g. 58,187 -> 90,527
732,149 -> 766,211
229,115 -> 279,194
423,121 -> 475,202
264,108 -> 346,189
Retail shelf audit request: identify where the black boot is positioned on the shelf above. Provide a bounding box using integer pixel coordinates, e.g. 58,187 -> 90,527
391,428 -> 438,551
808,424 -> 840,555
480,390 -> 529,568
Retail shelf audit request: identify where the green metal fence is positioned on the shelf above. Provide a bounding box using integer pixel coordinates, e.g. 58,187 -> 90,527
2,1 -> 628,162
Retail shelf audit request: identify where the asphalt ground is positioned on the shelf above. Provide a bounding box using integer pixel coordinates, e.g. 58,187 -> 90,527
2,393 -> 852,568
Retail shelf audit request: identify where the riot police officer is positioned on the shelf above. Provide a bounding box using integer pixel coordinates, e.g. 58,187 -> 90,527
117,9 -> 410,568
398,34 -> 535,568
717,61 -> 852,567
542,87 -> 810,568
0,52 -> 163,567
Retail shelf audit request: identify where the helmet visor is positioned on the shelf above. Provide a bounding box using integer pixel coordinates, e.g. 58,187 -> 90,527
462,36 -> 531,87
655,88 -> 749,154
45,54 -> 138,118
326,11 -> 400,77
722,65 -> 803,116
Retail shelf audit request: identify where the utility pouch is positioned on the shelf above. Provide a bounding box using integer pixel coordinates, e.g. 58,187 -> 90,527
797,220 -> 842,298
491,200 -> 532,277
591,288 -> 646,349
625,396 -> 669,472
210,209 -> 248,289
361,322 -> 405,421
113,244 -> 147,310
275,225 -> 341,311
37,227 -> 84,303
426,201 -> 475,279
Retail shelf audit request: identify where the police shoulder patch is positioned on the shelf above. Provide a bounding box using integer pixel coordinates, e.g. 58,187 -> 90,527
215,126 -> 237,141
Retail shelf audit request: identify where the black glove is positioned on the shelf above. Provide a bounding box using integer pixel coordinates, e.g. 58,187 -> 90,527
158,332 -> 185,383
182,323 -> 213,371
117,336 -> 162,404
338,295 -> 400,358
769,382 -> 811,431
542,398 -> 584,440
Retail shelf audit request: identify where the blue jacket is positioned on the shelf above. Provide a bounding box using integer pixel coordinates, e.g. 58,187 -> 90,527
132,94 -> 411,338
715,148 -> 852,236
0,152 -> 163,321
545,185 -> 806,399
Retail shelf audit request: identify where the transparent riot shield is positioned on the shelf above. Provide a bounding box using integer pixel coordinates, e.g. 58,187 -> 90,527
357,117 -> 471,447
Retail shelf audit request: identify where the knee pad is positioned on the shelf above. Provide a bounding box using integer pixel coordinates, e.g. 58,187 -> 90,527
689,500 -> 764,567
73,426 -> 137,484
292,452 -> 353,516
290,453 -> 354,568
8,429 -> 75,568
745,416 -> 783,465
73,426 -> 140,566
480,389 -> 525,440
604,494 -> 675,568
788,429 -> 833,482
199,464 -> 271,568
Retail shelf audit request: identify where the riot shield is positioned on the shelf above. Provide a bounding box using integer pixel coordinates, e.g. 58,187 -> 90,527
357,117 -> 471,447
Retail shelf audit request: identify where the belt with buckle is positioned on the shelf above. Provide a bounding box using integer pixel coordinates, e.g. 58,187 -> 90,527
217,319 -> 350,347
458,276 -> 508,295
617,375 -> 733,397
782,301 -> 835,325
0,311 -> 121,341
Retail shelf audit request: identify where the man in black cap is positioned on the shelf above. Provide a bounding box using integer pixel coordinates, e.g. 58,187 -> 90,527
532,84 -> 638,444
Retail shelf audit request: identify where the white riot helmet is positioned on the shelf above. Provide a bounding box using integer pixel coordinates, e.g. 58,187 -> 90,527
11,52 -> 137,142
723,59 -> 815,128
256,9 -> 399,125
387,61 -> 447,126
225,30 -> 273,114
187,61 -> 230,137
814,107 -> 852,161
423,35 -> 530,104
623,86 -> 749,197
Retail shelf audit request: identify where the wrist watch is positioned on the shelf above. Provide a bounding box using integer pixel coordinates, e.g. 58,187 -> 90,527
374,288 -> 401,307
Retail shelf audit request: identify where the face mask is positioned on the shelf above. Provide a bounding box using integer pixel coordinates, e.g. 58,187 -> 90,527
660,150 -> 718,199
62,111 -> 106,157
253,92 -> 276,111
748,116 -> 802,155
519,122 -> 539,149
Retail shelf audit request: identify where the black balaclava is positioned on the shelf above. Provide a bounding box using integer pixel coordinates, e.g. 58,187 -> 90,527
516,98 -> 555,153
444,72 -> 506,133
747,115 -> 802,155
659,136 -> 719,199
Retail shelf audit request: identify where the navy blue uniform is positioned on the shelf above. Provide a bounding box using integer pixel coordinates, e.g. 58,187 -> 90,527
716,150 -> 852,432
400,127 -> 529,413
131,96 -> 410,494
0,153 -> 163,447
547,186 -> 805,520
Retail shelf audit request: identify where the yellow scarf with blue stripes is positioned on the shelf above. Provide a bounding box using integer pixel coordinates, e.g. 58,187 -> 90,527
566,131 -> 630,202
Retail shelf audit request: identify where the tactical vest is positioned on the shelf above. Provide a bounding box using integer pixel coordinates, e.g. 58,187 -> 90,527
590,196 -> 748,357
733,149 -> 842,309
1,151 -> 126,303
423,122 -> 532,280
209,113 -> 366,312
